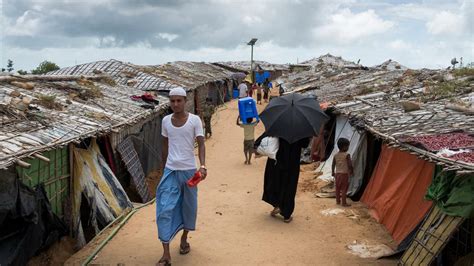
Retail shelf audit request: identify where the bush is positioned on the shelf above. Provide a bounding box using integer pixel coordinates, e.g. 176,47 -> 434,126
31,61 -> 60,74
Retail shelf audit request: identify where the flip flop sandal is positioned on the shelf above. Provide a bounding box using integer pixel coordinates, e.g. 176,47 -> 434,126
157,258 -> 171,266
179,243 -> 191,255
284,217 -> 293,223
270,208 -> 281,217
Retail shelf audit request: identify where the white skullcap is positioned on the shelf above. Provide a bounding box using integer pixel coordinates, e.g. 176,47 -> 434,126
169,87 -> 187,97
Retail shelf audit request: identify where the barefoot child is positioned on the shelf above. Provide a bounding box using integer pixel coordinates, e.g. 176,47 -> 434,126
331,138 -> 353,207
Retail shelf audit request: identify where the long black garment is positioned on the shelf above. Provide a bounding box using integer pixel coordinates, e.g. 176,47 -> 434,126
256,135 -> 310,219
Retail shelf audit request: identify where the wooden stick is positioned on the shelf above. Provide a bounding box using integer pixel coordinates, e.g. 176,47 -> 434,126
354,96 -> 378,107
34,153 -> 50,163
16,159 -> 31,168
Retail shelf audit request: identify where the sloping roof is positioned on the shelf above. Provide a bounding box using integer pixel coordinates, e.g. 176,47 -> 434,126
279,63 -> 407,102
280,54 -> 474,170
0,75 -> 169,169
334,89 -> 473,170
139,61 -> 237,90
301,53 -> 360,68
216,60 -> 289,72
48,59 -> 176,91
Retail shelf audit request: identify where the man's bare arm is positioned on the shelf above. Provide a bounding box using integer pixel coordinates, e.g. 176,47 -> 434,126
196,136 -> 207,179
162,137 -> 168,170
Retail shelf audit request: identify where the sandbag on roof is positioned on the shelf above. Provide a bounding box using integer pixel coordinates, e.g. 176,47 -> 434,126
361,145 -> 434,244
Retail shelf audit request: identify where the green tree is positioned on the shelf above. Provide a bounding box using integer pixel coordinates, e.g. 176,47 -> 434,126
7,59 -> 14,72
31,61 -> 60,74
17,70 -> 28,75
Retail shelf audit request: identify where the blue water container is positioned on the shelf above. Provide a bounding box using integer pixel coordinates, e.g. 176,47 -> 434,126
238,97 -> 259,124
232,89 -> 239,99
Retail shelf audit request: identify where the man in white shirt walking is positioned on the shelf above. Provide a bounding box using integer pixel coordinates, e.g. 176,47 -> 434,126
238,81 -> 248,98
156,87 -> 207,266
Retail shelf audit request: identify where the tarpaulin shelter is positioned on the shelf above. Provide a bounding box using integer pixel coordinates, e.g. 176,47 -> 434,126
0,168 -> 67,265
361,145 -> 435,244
72,140 -> 132,247
316,116 -> 367,196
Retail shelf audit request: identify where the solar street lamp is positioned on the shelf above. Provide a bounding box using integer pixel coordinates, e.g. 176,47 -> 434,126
247,38 -> 257,83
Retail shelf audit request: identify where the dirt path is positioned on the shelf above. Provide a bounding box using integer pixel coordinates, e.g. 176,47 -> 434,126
67,99 -> 397,265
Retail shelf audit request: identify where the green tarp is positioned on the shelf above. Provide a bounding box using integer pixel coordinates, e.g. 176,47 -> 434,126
425,170 -> 474,218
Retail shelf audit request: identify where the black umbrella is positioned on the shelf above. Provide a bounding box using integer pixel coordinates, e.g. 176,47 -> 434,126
259,93 -> 329,144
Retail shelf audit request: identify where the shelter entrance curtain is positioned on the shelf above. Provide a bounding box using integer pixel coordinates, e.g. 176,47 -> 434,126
361,145 -> 434,243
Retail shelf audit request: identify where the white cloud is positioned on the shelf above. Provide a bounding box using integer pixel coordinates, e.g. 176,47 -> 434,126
313,9 -> 394,44
5,10 -> 43,36
158,33 -> 179,42
242,15 -> 262,26
426,11 -> 463,35
388,39 -> 411,50
389,3 -> 437,20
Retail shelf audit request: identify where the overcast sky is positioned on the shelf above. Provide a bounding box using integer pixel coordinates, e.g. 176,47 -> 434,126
1,0 -> 472,71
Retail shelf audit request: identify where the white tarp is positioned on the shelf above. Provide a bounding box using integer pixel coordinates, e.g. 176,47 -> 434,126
317,116 -> 367,196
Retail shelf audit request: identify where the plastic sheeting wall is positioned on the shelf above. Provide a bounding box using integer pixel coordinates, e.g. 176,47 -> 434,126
361,145 -> 434,244
317,116 -> 367,196
72,140 -> 132,247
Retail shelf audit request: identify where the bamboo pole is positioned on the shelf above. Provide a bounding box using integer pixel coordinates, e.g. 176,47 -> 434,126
16,159 -> 31,168
34,153 -> 50,163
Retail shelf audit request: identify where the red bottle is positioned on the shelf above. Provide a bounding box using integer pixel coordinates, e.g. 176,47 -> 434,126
187,171 -> 202,187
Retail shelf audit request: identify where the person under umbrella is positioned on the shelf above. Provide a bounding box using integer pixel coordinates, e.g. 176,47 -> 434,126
256,93 -> 328,222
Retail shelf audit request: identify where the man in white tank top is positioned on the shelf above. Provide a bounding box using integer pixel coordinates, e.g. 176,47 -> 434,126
156,87 -> 207,266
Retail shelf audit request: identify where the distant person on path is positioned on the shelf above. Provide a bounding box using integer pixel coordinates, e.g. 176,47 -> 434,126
256,83 -> 263,104
263,78 -> 271,102
237,116 -> 259,165
156,87 -> 207,266
249,83 -> 257,98
332,138 -> 353,207
256,134 -> 310,222
238,82 -> 248,98
201,97 -> 215,139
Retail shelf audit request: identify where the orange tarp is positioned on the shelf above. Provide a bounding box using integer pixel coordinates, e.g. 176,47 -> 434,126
361,145 -> 434,244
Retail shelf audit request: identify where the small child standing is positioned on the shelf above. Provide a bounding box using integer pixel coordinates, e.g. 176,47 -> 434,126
332,138 -> 353,207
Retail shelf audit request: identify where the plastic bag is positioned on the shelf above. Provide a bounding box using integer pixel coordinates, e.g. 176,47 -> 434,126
256,137 -> 279,160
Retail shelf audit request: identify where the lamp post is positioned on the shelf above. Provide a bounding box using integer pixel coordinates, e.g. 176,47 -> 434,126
247,38 -> 257,84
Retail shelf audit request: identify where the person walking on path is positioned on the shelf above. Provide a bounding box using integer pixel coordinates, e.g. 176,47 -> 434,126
256,134 -> 310,223
238,82 -> 248,99
263,79 -> 271,102
249,83 -> 257,98
332,138 -> 353,207
237,116 -> 259,165
256,83 -> 263,105
156,87 -> 208,266
201,97 -> 215,139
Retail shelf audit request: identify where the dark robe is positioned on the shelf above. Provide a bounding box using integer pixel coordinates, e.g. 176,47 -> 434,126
256,135 -> 310,219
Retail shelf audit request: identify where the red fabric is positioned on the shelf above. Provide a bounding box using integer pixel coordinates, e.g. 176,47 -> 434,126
335,173 -> 349,204
361,145 -> 434,244
401,132 -> 474,151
